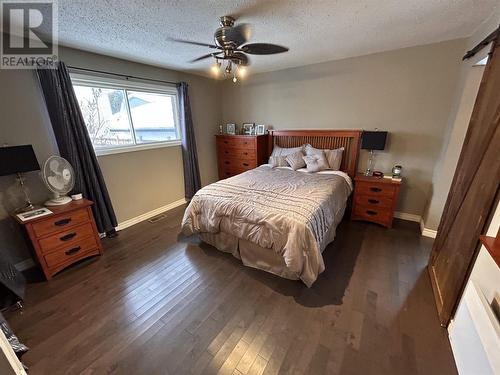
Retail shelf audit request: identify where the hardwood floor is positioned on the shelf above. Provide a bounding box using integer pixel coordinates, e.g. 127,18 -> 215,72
6,206 -> 457,374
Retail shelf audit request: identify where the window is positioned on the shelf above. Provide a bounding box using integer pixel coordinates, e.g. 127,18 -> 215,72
71,74 -> 180,155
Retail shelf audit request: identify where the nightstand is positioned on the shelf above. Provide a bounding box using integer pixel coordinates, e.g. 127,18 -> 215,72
351,174 -> 402,228
14,199 -> 103,279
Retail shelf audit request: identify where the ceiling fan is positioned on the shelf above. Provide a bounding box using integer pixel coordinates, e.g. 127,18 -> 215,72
170,16 -> 289,81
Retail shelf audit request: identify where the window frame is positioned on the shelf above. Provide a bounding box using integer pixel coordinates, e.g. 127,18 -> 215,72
71,73 -> 181,156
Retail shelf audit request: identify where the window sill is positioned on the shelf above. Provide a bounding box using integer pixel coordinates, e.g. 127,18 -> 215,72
95,141 -> 182,156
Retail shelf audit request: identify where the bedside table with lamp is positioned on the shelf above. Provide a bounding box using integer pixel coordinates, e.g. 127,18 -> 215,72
1,145 -> 103,280
351,131 -> 402,228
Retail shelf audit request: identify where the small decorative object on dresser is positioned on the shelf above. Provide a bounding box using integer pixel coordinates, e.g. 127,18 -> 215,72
256,124 -> 266,135
351,173 -> 402,228
215,134 -> 268,179
13,199 -> 103,280
226,123 -> 236,135
242,123 -> 255,135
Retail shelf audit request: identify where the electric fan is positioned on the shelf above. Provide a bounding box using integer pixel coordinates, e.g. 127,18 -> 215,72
42,156 -> 75,206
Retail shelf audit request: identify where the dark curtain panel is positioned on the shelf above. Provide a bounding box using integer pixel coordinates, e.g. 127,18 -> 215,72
36,62 -> 118,234
177,82 -> 201,199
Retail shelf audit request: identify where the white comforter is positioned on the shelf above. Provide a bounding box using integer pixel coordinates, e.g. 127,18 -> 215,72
181,165 -> 353,286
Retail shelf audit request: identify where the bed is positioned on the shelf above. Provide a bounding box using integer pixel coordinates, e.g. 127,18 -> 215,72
182,130 -> 361,286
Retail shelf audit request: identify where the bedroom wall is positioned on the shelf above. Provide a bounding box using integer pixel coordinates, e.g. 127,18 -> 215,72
0,45 -> 221,264
220,39 -> 466,218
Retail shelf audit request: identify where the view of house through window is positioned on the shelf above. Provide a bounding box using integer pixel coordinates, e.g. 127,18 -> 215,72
72,76 -> 180,154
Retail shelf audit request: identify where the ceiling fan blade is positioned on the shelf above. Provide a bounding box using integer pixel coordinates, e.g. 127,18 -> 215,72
169,38 -> 220,50
240,43 -> 288,55
225,23 -> 251,46
189,52 -> 220,63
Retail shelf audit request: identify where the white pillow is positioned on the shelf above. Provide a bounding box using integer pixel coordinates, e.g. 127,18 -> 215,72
286,151 -> 306,170
268,145 -> 304,166
304,144 -> 344,170
302,151 -> 330,172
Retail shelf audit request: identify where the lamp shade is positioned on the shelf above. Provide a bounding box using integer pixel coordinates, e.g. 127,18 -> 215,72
361,131 -> 388,150
0,145 -> 40,176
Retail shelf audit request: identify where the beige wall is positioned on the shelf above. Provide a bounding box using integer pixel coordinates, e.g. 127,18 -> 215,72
0,45 -> 221,263
221,39 -> 466,216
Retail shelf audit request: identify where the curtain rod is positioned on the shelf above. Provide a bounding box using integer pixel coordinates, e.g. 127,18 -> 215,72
67,65 -> 179,86
462,27 -> 499,60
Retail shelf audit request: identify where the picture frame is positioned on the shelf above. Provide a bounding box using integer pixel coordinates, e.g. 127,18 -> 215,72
226,123 -> 236,135
256,124 -> 266,135
242,123 -> 255,135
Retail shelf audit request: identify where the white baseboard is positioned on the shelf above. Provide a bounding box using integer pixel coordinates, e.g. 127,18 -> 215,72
394,211 -> 437,238
420,218 -> 438,238
394,211 -> 421,222
15,258 -> 35,271
116,198 -> 187,231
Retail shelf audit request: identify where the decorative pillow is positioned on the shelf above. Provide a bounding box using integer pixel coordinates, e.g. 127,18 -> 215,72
302,151 -> 330,172
269,155 -> 289,167
304,144 -> 344,170
286,151 -> 306,170
268,145 -> 304,166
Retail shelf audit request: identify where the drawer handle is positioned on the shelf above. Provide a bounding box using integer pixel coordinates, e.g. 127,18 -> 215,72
369,187 -> 382,192
225,161 -> 230,165
54,218 -> 71,226
224,140 -> 228,144
60,232 -> 77,241
243,152 -> 248,155
368,199 -> 379,204
366,210 -> 378,216
65,246 -> 81,256
242,163 -> 249,167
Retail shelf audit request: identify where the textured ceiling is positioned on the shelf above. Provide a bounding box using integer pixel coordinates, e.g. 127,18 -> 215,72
52,0 -> 498,76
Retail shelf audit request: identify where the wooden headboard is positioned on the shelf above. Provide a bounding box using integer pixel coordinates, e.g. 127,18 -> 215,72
268,129 -> 362,178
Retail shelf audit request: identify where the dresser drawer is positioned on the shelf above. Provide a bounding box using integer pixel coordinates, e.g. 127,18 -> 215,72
43,236 -> 98,268
353,205 -> 392,224
218,146 -> 256,160
32,208 -> 90,238
356,181 -> 396,197
38,222 -> 95,254
354,194 -> 393,209
217,137 -> 254,150
219,158 -> 257,170
219,165 -> 252,179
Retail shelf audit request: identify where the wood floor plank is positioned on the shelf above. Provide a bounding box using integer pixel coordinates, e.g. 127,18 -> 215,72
5,217 -> 457,375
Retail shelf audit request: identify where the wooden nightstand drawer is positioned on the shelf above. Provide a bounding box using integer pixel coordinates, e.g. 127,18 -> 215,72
38,222 -> 95,254
32,208 -> 90,238
356,181 -> 396,197
353,205 -> 392,225
43,236 -> 98,268
14,199 -> 103,280
217,136 -> 254,149
354,194 -> 393,208
351,174 -> 402,228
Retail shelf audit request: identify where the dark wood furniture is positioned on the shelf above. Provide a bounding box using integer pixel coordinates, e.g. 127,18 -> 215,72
14,199 -> 103,280
267,129 -> 362,178
351,174 -> 401,228
216,134 -> 268,179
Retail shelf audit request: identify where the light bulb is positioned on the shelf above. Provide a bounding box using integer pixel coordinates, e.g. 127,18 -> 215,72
232,76 -> 237,83
238,67 -> 246,78
211,65 -> 219,75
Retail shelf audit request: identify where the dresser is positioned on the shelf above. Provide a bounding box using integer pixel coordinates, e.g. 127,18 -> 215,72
14,199 -> 103,280
351,174 -> 402,228
216,135 -> 268,179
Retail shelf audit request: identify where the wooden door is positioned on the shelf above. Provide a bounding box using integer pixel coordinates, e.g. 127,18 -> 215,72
428,30 -> 500,326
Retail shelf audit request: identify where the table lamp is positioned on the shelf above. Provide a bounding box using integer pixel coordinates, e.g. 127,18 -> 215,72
0,145 -> 40,212
361,131 -> 388,176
